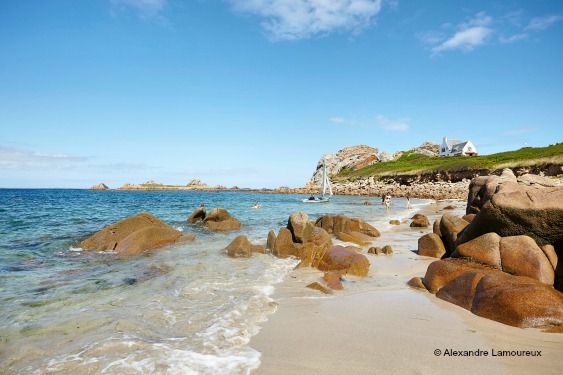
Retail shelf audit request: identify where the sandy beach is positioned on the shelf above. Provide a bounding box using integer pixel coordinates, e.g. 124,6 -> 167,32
250,200 -> 563,374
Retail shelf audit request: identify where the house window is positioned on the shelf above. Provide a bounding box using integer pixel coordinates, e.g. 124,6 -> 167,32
467,147 -> 472,151
441,148 -> 445,152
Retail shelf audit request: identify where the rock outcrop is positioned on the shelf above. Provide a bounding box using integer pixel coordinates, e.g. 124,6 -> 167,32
410,214 -> 430,228
305,142 -> 440,190
413,172 -> 563,330
187,206 -> 206,224
317,245 -> 370,277
269,212 -> 372,293
202,208 -> 242,231
225,235 -> 265,257
90,183 -> 109,190
418,233 -> 446,258
306,145 -> 379,187
81,212 -> 195,256
271,212 -> 333,268
458,182 -> 563,251
315,215 -> 380,246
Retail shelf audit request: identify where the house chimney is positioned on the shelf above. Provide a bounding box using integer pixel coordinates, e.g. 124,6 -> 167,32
443,136 -> 448,143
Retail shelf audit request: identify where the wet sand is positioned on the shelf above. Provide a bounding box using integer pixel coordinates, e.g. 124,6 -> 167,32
250,200 -> 563,374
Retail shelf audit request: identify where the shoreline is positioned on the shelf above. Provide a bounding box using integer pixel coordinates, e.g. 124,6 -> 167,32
90,174 -> 563,201
249,200 -> 563,374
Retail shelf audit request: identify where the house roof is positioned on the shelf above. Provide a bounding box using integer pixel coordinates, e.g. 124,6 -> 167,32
451,141 -> 468,152
445,139 -> 463,148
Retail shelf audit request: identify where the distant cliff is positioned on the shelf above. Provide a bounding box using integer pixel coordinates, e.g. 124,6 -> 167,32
306,145 -> 380,188
306,142 -> 439,188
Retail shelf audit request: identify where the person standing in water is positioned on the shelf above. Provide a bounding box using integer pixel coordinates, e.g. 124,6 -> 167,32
406,195 -> 411,209
384,193 -> 391,210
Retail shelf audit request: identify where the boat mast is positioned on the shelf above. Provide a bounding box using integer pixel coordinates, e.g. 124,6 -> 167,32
321,158 -> 326,197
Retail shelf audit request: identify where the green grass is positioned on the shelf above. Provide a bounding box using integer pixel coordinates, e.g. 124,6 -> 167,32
334,143 -> 563,181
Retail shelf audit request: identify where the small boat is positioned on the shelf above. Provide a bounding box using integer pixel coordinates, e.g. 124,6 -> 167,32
302,158 -> 333,203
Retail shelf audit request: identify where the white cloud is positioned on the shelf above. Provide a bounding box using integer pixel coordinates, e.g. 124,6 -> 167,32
499,33 -> 529,44
329,117 -> 346,124
525,15 -> 563,31
0,146 -> 88,170
505,127 -> 538,135
433,26 -> 492,53
376,115 -> 409,132
430,12 -> 493,54
229,0 -> 382,41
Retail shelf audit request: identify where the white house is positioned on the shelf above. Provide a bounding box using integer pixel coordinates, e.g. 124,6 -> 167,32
439,137 -> 478,157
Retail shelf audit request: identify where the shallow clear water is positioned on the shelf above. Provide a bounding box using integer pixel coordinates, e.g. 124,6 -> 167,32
0,189 -> 429,374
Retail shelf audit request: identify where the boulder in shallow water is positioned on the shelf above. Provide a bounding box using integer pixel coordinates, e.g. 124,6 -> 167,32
81,212 -> 195,256
187,206 -> 206,224
273,228 -> 301,259
225,235 -> 265,258
203,208 -> 242,231
287,212 -> 314,243
266,230 -> 276,251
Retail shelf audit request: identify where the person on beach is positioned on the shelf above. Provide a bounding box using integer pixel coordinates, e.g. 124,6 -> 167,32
406,195 -> 411,209
381,194 -> 385,204
384,193 -> 391,210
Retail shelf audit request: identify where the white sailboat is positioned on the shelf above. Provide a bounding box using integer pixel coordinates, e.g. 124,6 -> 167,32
302,158 -> 333,203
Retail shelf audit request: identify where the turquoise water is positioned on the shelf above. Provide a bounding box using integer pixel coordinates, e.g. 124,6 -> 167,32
0,189 -> 426,374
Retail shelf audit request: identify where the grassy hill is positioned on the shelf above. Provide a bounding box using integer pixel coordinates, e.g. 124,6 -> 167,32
334,143 -> 563,181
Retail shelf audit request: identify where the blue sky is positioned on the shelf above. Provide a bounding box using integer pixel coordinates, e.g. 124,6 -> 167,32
1,0 -> 562,189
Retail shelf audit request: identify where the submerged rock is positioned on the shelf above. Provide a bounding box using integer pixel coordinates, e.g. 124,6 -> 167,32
81,212 -> 195,256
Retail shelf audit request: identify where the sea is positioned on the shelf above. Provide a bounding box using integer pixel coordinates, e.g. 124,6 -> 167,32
0,189 -> 430,374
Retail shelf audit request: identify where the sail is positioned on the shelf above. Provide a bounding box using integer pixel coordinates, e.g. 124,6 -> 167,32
321,158 -> 333,197
326,172 -> 333,196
